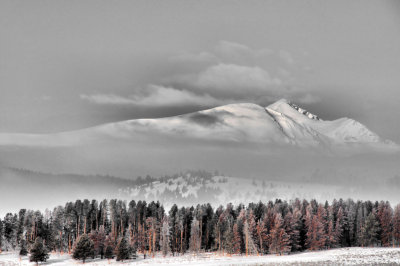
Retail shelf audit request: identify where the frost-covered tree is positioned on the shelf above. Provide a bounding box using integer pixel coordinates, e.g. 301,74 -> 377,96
189,219 -> 201,254
3,213 -> 18,250
160,216 -> 170,257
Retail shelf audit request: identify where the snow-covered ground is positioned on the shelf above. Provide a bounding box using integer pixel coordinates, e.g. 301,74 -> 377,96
1,248 -> 400,265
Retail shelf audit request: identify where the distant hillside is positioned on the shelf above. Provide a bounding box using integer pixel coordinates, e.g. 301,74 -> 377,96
119,170 -> 400,209
2,167 -> 400,216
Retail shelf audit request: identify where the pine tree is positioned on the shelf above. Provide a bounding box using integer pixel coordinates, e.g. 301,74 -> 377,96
0,218 -> 3,253
377,201 -> 393,247
4,196 -> 400,260
115,237 -> 131,261
223,222 -> 235,255
247,210 -> 259,253
160,217 -> 170,257
52,206 -> 65,253
168,204 -> 178,255
269,213 -> 291,255
89,228 -> 106,259
104,244 -> 114,260
256,218 -> 268,254
306,207 -> 326,250
360,211 -> 380,247
16,209 -> 26,250
19,239 -> 28,256
3,213 -> 18,251
145,217 -> 158,257
73,234 -> 95,263
29,237 -> 49,265
233,223 -> 242,254
393,204 -> 400,246
189,219 -> 201,254
243,220 -> 258,256
326,220 -> 336,248
345,200 -> 357,247
284,209 -> 301,252
334,206 -> 345,247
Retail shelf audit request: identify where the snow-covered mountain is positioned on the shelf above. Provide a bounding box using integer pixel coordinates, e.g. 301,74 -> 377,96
0,98 -> 396,152
97,98 -> 393,148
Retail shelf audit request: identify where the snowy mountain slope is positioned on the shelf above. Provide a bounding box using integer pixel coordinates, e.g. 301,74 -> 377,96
99,102 -> 290,143
266,99 -> 384,144
0,99 -> 397,152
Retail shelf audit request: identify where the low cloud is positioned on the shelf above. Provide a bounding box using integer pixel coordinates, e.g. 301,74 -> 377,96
80,94 -> 136,105
131,85 -> 224,107
81,85 -> 228,107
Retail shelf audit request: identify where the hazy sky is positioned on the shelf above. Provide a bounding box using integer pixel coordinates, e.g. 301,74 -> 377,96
1,0 -> 400,141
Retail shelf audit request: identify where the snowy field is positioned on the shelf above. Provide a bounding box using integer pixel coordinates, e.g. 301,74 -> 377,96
1,248 -> 400,265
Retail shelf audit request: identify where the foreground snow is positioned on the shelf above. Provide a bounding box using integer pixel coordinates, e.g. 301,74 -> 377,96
1,247 -> 400,265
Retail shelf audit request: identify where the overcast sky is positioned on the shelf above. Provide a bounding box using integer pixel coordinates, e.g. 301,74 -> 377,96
1,0 -> 400,141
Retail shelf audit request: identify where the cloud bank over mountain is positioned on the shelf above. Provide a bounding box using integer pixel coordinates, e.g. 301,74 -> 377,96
80,41 -> 317,110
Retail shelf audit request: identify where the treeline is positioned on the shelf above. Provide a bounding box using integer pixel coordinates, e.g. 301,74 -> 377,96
1,198 -> 400,260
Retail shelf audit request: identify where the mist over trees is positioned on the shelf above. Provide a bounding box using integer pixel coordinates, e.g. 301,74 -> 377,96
0,198 -> 399,262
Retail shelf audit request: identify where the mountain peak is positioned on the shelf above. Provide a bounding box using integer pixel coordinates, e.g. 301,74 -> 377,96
287,102 -> 321,121
268,98 -> 321,121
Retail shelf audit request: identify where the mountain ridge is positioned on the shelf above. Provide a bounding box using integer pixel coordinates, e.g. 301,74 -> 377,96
0,99 -> 397,152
